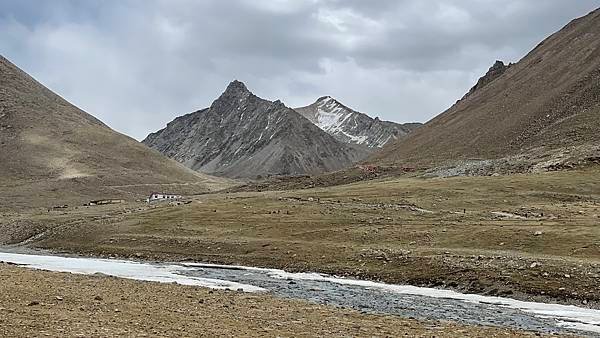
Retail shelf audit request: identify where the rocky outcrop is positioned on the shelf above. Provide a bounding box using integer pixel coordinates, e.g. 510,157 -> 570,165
143,81 -> 369,179
462,60 -> 511,100
294,96 -> 421,148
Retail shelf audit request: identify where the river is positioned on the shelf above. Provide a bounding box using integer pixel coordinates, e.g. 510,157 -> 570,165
0,250 -> 598,336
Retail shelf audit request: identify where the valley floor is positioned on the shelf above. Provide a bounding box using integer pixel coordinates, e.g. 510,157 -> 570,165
0,263 -> 540,337
0,168 -> 599,332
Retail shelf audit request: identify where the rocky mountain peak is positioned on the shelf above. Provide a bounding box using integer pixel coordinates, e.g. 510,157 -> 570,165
225,79 -> 249,93
218,80 -> 252,100
490,60 -> 507,70
317,95 -> 333,102
210,80 -> 253,112
143,82 -> 369,178
295,96 -> 422,148
463,60 -> 511,99
316,96 -> 340,107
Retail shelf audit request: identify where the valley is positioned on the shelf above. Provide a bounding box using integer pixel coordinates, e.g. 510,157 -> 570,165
2,3 -> 600,336
3,168 -> 599,311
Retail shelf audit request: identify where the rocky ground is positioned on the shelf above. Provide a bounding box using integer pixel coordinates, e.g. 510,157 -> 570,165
0,263 -> 546,337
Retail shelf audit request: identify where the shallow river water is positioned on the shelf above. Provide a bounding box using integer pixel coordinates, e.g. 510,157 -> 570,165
0,251 -> 599,336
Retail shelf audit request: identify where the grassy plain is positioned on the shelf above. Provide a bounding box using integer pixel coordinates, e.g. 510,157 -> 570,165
2,168 -> 599,307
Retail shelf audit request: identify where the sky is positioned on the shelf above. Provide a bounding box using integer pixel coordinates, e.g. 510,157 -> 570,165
1,0 -> 598,140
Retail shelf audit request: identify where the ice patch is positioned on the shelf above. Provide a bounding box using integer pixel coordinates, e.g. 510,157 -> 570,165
4,253 -> 599,334
0,252 -> 265,292
267,270 -> 600,334
182,262 -> 600,334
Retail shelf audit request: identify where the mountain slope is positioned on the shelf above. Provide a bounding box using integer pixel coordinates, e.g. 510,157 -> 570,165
143,81 -> 368,179
0,55 -> 231,208
372,8 -> 600,168
295,96 -> 421,148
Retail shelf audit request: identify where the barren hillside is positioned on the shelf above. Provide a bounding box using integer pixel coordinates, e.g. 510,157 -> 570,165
0,55 -> 232,209
372,9 -> 600,168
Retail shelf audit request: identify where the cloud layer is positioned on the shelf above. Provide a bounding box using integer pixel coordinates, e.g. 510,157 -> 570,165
1,0 -> 598,139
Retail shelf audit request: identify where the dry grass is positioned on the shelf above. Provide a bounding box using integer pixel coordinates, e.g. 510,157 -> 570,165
5,168 -> 599,306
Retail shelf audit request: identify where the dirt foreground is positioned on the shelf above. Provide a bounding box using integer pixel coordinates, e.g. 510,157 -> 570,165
0,263 -> 544,337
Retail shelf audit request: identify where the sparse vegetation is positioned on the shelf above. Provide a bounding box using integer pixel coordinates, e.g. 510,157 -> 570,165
5,168 -> 599,308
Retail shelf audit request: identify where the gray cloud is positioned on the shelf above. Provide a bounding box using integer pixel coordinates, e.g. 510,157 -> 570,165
0,0 -> 598,139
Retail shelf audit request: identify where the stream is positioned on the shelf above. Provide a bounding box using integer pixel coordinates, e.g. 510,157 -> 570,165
0,250 -> 599,336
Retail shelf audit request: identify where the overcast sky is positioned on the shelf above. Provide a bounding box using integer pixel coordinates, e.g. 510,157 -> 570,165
1,0 -> 598,140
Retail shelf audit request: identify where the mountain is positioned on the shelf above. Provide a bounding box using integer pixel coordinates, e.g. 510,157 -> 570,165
0,55 -> 231,209
295,96 -> 421,148
143,81 -> 369,179
371,8 -> 600,169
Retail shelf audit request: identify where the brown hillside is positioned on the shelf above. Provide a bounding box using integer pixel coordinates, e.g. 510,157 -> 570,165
0,55 -> 232,209
372,8 -> 600,167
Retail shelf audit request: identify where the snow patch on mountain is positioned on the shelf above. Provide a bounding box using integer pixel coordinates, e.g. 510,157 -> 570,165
315,97 -> 353,131
295,96 -> 421,149
313,96 -> 371,145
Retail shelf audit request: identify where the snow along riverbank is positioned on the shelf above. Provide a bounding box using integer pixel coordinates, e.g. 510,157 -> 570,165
1,251 -> 599,336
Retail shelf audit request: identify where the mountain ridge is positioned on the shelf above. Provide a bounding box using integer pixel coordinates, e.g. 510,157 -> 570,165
295,96 -> 421,148
143,81 -> 369,179
370,8 -> 600,170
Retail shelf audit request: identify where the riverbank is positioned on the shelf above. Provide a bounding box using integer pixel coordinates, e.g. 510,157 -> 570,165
2,169 -> 599,308
2,250 -> 598,334
0,263 -> 545,337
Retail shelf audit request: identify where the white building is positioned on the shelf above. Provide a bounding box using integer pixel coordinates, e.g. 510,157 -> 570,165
147,192 -> 182,203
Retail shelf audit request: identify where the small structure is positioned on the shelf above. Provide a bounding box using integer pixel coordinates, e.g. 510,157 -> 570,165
87,199 -> 125,206
147,192 -> 182,203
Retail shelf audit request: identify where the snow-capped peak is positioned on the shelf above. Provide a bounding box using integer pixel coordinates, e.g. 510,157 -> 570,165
313,97 -> 368,144
315,97 -> 348,128
295,96 -> 420,148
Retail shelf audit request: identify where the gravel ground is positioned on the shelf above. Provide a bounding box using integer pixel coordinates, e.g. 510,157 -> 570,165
0,263 -> 548,337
